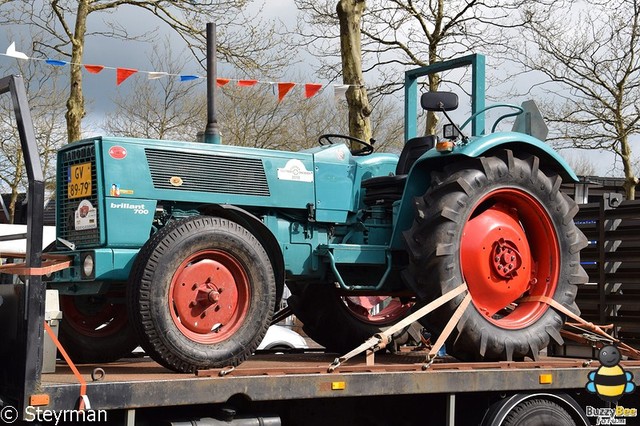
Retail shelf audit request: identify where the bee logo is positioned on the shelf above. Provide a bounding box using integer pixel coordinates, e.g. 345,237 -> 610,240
586,345 -> 636,402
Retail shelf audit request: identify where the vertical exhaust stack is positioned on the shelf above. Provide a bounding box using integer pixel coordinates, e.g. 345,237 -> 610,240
204,22 -> 221,144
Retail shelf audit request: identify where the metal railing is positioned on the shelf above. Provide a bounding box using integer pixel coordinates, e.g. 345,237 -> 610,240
572,192 -> 640,350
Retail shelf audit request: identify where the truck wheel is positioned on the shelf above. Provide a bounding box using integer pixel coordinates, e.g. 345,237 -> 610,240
502,399 -> 576,426
404,149 -> 587,361
288,283 -> 412,353
58,291 -> 138,363
128,216 -> 275,373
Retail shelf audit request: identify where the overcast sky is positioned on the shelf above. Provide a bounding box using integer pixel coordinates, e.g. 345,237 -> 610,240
0,0 -> 306,113
0,0 -> 621,176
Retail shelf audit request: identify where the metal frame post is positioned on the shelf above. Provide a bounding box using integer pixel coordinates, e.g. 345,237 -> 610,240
404,54 -> 486,142
0,75 -> 45,414
204,22 -> 221,144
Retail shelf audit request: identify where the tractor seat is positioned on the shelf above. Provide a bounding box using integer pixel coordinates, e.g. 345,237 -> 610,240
361,135 -> 437,206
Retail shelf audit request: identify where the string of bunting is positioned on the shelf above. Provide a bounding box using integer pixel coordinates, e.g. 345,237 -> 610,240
1,42 -> 361,101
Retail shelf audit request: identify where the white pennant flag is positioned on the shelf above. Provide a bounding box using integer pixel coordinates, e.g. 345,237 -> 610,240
334,85 -> 349,102
5,42 -> 28,60
147,72 -> 169,80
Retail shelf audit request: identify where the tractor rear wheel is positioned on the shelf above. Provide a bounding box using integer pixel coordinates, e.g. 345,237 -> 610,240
127,216 -> 276,373
404,149 -> 588,361
58,290 -> 138,363
287,283 -> 412,353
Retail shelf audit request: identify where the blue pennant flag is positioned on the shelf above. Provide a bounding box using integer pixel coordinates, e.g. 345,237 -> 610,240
45,59 -> 67,66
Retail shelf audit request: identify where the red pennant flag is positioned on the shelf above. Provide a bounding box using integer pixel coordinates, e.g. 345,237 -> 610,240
84,64 -> 105,74
278,82 -> 296,102
237,79 -> 258,87
305,83 -> 323,99
116,68 -> 137,86
216,78 -> 231,87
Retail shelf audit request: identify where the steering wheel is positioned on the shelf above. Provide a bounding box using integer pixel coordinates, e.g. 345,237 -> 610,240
318,133 -> 375,156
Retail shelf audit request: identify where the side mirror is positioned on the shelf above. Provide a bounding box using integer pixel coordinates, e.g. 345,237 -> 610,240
421,92 -> 459,112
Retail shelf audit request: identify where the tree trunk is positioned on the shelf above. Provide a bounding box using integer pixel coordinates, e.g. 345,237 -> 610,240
8,150 -> 24,224
425,66 -> 441,136
425,0 -> 443,136
65,0 -> 90,143
621,136 -> 638,200
336,0 -> 372,145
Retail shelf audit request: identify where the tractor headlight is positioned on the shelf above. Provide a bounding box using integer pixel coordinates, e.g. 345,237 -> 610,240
81,252 -> 95,279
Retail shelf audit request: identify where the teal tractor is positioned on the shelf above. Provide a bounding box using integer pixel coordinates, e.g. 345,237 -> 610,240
50,54 -> 587,372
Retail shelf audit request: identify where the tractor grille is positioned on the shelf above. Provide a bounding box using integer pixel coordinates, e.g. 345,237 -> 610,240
145,148 -> 270,196
57,142 -> 101,247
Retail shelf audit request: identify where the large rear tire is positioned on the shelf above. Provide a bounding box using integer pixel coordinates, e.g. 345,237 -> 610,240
404,149 -> 588,361
288,283 -> 412,353
58,290 -> 138,363
127,216 -> 276,372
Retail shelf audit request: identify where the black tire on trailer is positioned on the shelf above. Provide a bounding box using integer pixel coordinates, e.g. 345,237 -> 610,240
403,149 -> 588,361
287,282 -> 412,353
127,216 -> 276,373
501,398 -> 576,426
58,291 -> 139,363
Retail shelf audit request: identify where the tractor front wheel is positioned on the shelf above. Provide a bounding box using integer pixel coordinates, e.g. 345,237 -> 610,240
404,149 -> 588,361
127,216 -> 276,373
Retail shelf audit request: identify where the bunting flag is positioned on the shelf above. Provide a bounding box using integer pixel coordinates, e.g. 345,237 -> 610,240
334,85 -> 349,101
147,71 -> 168,80
277,82 -> 296,102
45,59 -> 67,66
84,64 -> 105,74
238,79 -> 258,87
305,83 -> 323,99
116,68 -> 137,86
1,42 -> 366,101
179,75 -> 199,82
5,42 -> 28,60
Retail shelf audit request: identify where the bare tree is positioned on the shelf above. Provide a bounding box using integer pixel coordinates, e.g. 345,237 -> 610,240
0,0 -> 290,143
218,84 -> 404,151
515,0 -> 640,198
103,52 -> 404,155
295,0 -> 555,135
565,153 -> 597,177
102,39 -> 206,140
0,55 -> 67,222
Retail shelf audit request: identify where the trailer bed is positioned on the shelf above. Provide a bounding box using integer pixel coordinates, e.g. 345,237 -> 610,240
39,350 -> 639,412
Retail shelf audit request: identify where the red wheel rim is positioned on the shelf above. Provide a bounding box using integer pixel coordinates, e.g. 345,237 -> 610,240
343,296 -> 412,324
169,250 -> 250,344
461,188 -> 560,329
60,293 -> 128,338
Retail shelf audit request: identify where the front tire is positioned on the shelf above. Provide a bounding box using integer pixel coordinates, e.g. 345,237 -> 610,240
404,150 -> 588,361
128,216 -> 276,372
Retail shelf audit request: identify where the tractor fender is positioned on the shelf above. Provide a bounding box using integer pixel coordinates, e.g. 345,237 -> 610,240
198,204 -> 285,311
430,131 -> 578,181
389,132 -> 578,249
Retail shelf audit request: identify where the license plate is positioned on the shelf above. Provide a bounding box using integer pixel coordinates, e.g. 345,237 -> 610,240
68,162 -> 92,199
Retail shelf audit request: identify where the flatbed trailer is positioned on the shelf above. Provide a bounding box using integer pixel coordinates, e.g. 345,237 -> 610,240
12,348 -> 640,425
2,68 -> 640,426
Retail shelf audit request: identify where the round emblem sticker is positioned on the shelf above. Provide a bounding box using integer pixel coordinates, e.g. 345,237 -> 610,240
170,176 -> 184,186
109,146 -> 127,159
